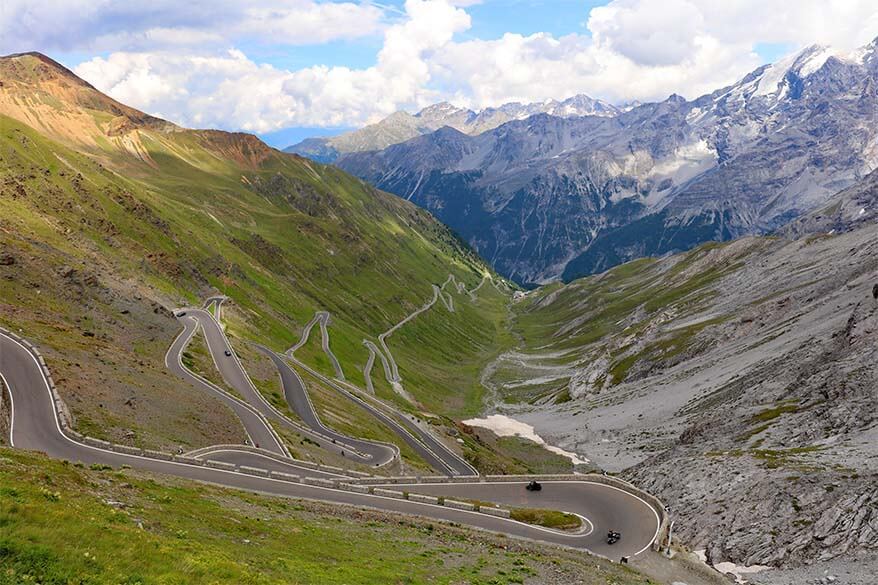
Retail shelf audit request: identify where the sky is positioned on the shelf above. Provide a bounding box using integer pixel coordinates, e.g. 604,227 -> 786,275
3,1 -> 877,147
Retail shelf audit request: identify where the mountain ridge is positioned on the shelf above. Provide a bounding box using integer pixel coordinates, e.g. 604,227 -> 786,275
336,38 -> 878,284
0,50 -> 510,462
284,94 -> 620,163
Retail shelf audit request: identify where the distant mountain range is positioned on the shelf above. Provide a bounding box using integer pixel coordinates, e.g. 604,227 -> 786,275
326,39 -> 878,284
284,95 -> 622,163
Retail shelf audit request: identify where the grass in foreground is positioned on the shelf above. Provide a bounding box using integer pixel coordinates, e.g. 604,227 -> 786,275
0,448 -> 652,585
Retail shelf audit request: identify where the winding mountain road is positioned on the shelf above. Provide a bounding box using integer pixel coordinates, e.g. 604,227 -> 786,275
165,314 -> 288,456
280,302 -> 476,475
180,307 -> 387,466
286,311 -> 345,380
285,351 -> 479,476
256,346 -> 397,467
1,312 -> 662,559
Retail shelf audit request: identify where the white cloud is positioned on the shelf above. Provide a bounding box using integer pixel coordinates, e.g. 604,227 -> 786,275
590,0 -> 878,56
588,0 -> 707,67
0,0 -> 385,53
435,0 -> 878,108
74,1 -> 471,131
61,0 -> 878,133
430,27 -> 757,108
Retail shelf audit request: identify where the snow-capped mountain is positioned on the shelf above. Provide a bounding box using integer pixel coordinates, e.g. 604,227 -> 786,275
336,38 -> 878,284
284,94 -> 620,163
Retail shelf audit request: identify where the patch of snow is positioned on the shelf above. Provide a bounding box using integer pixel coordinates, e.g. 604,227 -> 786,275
685,106 -> 710,125
754,52 -> 800,97
859,207 -> 866,216
798,46 -> 834,77
651,139 -> 717,177
463,414 -> 589,465
713,560 -> 771,584
642,139 -> 718,206
752,45 -> 834,98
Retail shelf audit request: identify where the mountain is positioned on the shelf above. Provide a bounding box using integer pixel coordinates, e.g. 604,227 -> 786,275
0,51 -> 173,151
284,94 -> 620,163
336,39 -> 878,285
486,221 -> 878,576
0,51 -> 514,460
783,167 -> 878,237
4,49 -> 878,584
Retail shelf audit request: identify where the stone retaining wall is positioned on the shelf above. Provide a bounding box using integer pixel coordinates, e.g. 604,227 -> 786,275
111,444 -> 143,456
407,493 -> 439,505
373,488 -> 405,499
172,455 -> 204,466
443,499 -> 476,511
302,477 -> 337,488
479,506 -> 512,519
270,471 -> 300,482
239,465 -> 270,477
143,449 -> 173,461
205,460 -> 236,471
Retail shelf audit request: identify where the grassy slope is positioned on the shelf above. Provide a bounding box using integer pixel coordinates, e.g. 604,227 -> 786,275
489,241 -> 765,404
0,119 -> 246,450
291,365 -> 433,473
0,111 -> 503,448
0,53 -> 539,473
0,448 -> 654,585
387,281 -> 515,417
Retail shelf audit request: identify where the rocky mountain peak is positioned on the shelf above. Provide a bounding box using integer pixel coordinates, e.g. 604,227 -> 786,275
417,101 -> 471,118
0,52 -> 288,171
0,51 -> 175,151
286,93 -> 623,162
337,36 -> 878,284
1,51 -> 94,88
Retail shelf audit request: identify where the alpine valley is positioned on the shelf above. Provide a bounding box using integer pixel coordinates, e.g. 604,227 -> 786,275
2,27 -> 878,585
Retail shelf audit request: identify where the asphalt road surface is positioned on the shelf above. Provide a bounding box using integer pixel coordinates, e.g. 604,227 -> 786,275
165,315 -> 288,456
385,481 -> 659,559
256,346 -> 397,466
185,300 -> 473,475
286,353 -> 479,476
180,308 -> 386,466
1,325 -> 660,559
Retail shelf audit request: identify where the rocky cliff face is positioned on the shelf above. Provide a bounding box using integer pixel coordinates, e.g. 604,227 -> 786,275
783,168 -> 878,237
338,40 -> 878,285
284,94 -> 619,163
